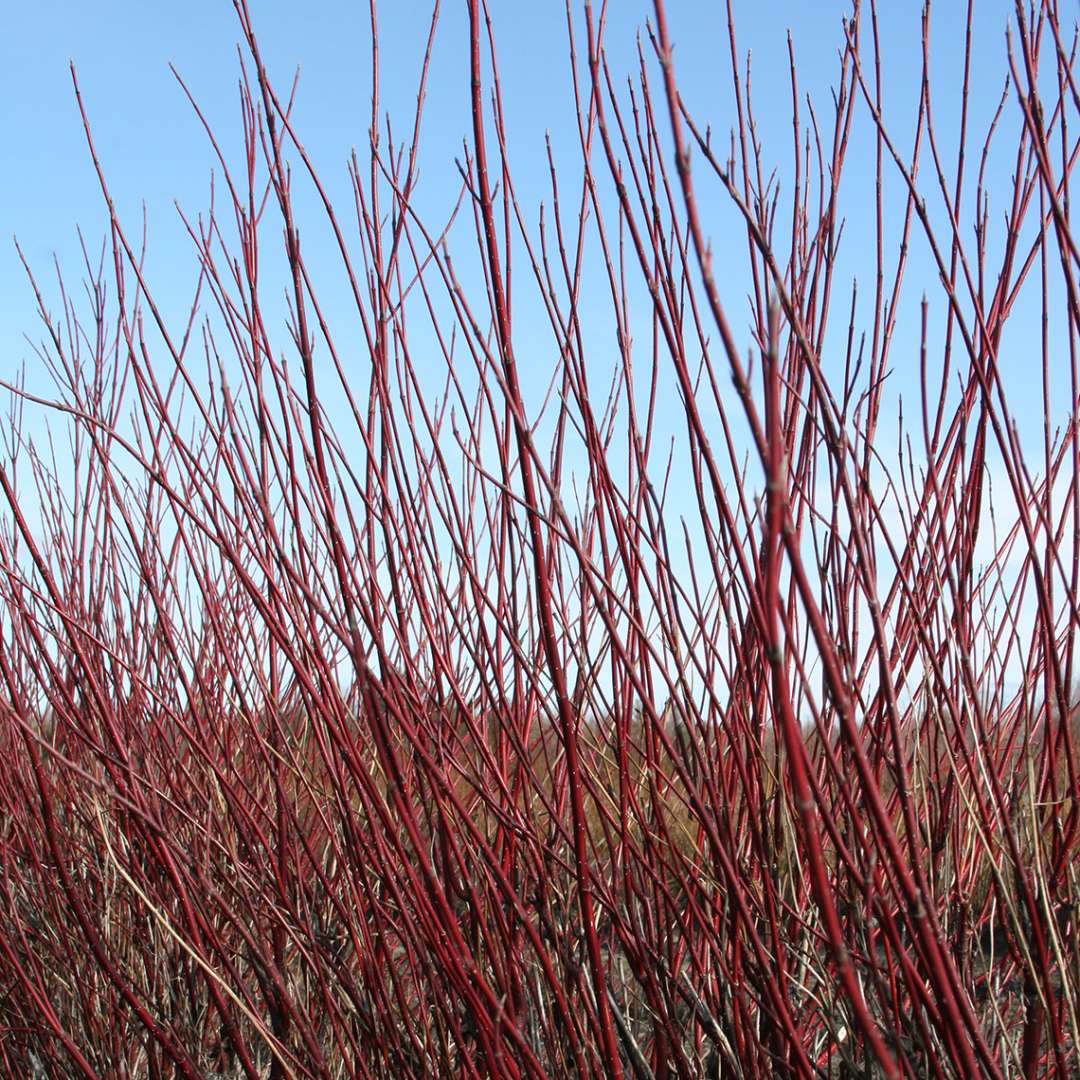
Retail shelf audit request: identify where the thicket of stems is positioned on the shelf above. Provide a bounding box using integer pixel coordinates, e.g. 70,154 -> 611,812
1,1 -> 1079,1076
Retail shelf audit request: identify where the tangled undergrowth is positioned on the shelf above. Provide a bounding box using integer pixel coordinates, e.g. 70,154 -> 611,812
2,1 -> 1079,1076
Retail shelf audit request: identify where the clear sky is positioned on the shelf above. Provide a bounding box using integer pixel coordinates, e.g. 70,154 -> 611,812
0,0 -> 1056,707
0,0 -> 1051,490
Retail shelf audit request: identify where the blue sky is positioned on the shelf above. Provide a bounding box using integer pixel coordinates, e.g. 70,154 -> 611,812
0,0 -> 1057,706
1,1 -> 1023,350
0,0 -> 1054,499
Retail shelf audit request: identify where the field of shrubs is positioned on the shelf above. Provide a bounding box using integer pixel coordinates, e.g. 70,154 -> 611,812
1,1 -> 1079,1076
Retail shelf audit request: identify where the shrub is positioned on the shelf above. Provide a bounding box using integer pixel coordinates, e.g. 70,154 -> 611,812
1,1 -> 1078,1076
